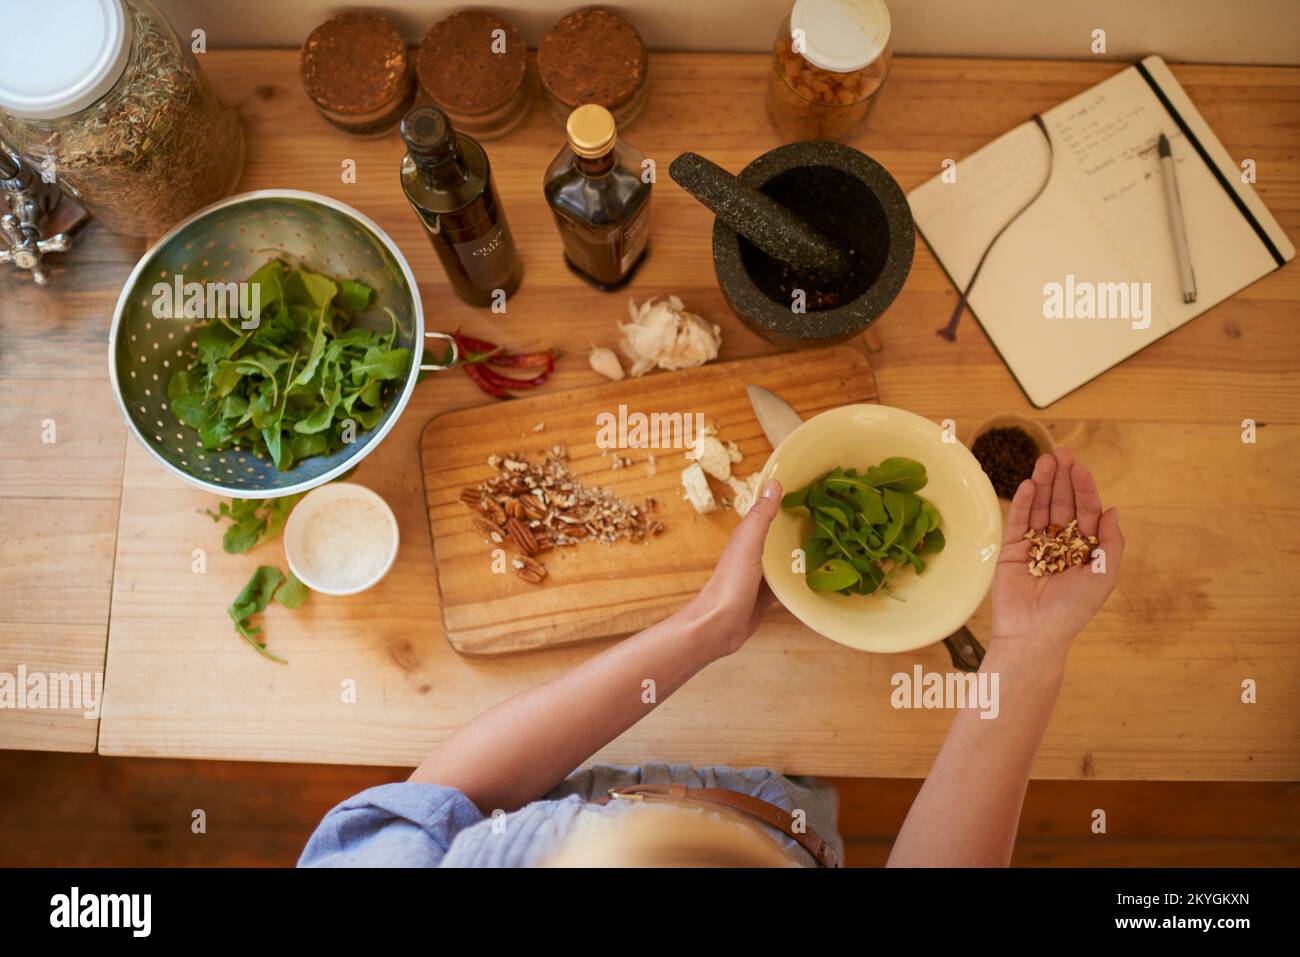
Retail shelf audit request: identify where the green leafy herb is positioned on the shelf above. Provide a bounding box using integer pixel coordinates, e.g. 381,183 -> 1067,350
807,559 -> 862,591
228,566 -> 289,663
166,258 -> 410,472
276,572 -> 310,610
784,458 -> 945,599
227,564 -> 311,662
206,494 -> 304,554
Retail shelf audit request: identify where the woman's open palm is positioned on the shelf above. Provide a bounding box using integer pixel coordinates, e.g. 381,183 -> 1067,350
991,447 -> 1124,655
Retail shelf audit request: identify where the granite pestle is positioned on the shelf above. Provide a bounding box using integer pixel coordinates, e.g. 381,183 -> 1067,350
669,151 -> 849,288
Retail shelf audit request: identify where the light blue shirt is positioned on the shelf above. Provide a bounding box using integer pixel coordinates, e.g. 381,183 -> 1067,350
299,763 -> 842,867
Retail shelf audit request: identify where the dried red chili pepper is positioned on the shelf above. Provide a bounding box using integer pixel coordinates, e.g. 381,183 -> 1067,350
453,332 -> 500,353
453,331 -> 555,398
476,361 -> 553,391
462,361 -> 512,399
457,333 -> 552,370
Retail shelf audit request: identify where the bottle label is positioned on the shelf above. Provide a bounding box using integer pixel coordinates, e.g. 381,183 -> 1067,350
451,223 -> 515,290
619,201 -> 650,274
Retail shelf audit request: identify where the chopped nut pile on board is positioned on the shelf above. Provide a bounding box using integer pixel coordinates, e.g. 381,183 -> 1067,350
460,448 -> 663,584
1023,519 -> 1099,577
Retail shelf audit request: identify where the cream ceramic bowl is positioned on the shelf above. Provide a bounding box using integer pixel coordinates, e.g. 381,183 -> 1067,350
758,404 -> 1002,654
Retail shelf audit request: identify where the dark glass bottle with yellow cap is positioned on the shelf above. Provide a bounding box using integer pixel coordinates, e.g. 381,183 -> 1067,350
543,103 -> 651,290
400,105 -> 523,307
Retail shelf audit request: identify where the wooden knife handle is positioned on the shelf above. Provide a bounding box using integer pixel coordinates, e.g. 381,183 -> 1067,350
942,625 -> 985,672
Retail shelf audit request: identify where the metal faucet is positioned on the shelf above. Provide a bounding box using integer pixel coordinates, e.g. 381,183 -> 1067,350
0,148 -> 73,285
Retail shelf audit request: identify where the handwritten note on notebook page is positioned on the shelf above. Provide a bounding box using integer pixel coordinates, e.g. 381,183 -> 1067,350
909,55 -> 1293,407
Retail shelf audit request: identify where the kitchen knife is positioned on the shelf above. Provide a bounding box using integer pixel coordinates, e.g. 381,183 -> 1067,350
746,384 -> 805,448
745,384 -> 987,672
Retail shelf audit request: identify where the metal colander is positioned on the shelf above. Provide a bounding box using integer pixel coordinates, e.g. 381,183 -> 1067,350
108,190 -> 454,498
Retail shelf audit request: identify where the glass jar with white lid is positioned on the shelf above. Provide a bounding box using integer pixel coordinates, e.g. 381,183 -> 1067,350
766,0 -> 893,143
0,0 -> 243,237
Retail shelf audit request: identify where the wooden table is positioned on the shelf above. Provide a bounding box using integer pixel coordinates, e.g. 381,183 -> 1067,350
2,52 -> 1296,779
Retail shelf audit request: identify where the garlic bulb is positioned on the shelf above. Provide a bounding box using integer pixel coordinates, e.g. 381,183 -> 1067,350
619,295 -> 721,376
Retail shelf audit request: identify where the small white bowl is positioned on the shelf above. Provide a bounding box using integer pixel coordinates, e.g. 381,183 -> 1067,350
283,482 -> 399,596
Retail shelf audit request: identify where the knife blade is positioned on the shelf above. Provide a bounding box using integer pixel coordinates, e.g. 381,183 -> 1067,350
745,383 -> 986,672
746,384 -> 805,448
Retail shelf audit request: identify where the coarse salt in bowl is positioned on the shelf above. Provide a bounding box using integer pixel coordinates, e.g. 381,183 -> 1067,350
283,483 -> 400,596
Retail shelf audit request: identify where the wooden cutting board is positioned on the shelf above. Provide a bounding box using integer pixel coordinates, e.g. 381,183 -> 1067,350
421,345 -> 878,655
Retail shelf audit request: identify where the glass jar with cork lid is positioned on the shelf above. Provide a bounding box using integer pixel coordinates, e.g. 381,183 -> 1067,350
766,0 -> 892,143
416,11 -> 530,141
300,12 -> 415,137
0,0 -> 243,238
538,7 -> 649,131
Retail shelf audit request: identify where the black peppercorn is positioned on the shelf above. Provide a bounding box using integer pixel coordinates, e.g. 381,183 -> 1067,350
972,426 -> 1041,499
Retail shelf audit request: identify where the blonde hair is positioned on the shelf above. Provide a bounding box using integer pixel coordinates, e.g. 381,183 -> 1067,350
545,804 -> 794,868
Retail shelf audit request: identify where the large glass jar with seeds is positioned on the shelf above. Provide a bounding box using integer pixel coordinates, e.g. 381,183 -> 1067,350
0,0 -> 242,237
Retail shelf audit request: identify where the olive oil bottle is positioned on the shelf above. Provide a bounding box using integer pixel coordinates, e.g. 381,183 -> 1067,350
400,105 -> 523,307
543,104 -> 651,291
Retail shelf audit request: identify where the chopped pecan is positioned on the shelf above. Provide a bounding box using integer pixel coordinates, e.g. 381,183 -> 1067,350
457,447 -> 665,578
482,497 -> 507,525
1024,518 -> 1096,577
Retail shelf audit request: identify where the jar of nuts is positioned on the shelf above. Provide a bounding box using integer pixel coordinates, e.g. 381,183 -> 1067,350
766,0 -> 892,143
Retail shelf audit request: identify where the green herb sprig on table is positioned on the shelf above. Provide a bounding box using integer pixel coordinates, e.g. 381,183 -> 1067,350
207,468 -> 361,661
205,494 -> 304,554
228,565 -> 309,664
166,258 -> 411,472
782,457 -> 946,600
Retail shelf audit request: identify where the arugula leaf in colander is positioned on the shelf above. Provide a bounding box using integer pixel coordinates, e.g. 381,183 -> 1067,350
165,258 -> 411,471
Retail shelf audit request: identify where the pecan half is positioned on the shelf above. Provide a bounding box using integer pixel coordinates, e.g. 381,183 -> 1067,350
506,516 -> 539,556
512,555 -> 547,584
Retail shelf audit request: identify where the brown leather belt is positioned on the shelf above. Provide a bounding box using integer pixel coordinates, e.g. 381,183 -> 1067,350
592,783 -> 842,868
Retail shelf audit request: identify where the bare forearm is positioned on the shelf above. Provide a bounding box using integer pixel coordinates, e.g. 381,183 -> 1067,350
409,605 -> 724,811
887,645 -> 1067,867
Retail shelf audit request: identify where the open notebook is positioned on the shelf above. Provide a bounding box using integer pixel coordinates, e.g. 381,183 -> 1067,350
909,55 -> 1294,407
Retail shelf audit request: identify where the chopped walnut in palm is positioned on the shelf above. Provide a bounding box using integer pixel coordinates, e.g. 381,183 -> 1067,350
1023,519 -> 1099,577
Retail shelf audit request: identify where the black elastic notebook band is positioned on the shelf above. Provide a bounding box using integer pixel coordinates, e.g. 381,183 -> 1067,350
1136,58 -> 1286,268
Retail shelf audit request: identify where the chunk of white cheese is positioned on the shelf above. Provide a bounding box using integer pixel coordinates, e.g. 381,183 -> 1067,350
680,462 -> 718,514
685,425 -> 743,482
728,473 -> 764,517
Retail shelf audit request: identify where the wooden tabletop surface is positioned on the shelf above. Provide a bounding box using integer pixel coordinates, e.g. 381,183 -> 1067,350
1,51 -> 1296,780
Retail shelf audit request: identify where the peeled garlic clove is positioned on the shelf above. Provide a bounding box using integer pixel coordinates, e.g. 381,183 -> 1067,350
588,346 -> 625,381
